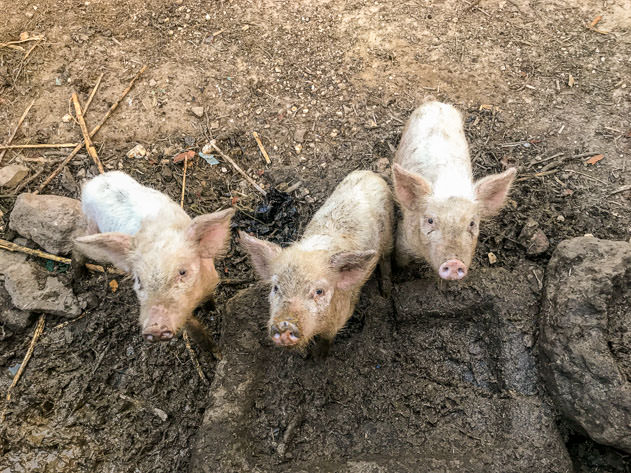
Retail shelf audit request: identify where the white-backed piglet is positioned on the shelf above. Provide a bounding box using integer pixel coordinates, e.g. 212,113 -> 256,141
393,102 -> 516,280
74,171 -> 234,347
239,170 -> 393,354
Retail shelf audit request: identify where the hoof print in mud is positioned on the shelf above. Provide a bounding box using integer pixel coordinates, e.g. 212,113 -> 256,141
539,236 -> 631,454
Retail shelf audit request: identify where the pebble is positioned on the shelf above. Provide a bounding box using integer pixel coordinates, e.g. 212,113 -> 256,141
191,106 -> 204,117
126,144 -> 147,159
518,218 -> 550,256
488,252 -> 497,264
0,165 -> 29,188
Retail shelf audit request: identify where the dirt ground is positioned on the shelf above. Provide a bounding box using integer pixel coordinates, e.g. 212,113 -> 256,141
0,0 -> 630,471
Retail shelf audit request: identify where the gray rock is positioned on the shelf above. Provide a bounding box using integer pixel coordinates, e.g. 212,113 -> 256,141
191,106 -> 204,117
539,236 -> 631,453
191,265 -> 572,472
0,285 -> 33,332
9,193 -> 84,255
0,249 -> 81,317
0,164 -> 29,188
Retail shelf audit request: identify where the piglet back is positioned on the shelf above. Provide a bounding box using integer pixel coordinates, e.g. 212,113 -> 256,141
81,171 -> 175,235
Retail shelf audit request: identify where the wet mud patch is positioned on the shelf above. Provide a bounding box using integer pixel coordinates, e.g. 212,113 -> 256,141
191,265 -> 571,472
0,277 -> 216,473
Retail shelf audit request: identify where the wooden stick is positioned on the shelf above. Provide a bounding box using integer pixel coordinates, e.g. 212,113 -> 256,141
22,40 -> 40,61
252,131 -> 271,164
182,330 -> 208,384
84,73 -> 104,114
12,168 -> 43,195
0,99 -> 34,164
1,314 -> 46,422
0,239 -> 125,275
0,143 -> 80,150
72,92 -> 104,174
180,156 -> 188,207
52,312 -> 88,330
209,140 -> 267,196
36,65 -> 147,194
0,36 -> 44,48
609,184 -> 631,196
564,169 -> 608,185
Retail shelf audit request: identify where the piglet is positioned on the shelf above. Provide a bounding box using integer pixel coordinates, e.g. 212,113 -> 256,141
74,171 -> 233,353
239,170 -> 393,355
393,101 -> 516,280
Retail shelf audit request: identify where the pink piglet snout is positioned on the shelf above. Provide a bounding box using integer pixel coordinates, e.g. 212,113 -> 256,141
269,320 -> 301,346
439,259 -> 467,280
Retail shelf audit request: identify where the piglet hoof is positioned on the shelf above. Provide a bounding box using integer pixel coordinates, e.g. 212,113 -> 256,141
143,326 -> 174,342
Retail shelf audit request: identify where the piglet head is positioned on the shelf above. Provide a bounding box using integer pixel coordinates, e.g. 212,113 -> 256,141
75,208 -> 235,342
239,231 -> 376,348
393,164 -> 516,280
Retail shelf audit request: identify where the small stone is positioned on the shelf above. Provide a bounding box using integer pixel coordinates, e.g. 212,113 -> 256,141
9,193 -> 84,255
221,167 -> 228,173
202,143 -> 213,154
62,113 -> 73,123
294,144 -> 303,154
518,218 -> 550,256
0,165 -> 29,188
126,144 -> 147,159
293,127 -> 306,143
149,79 -> 157,87
488,252 -> 497,264
191,106 -> 204,117
556,215 -> 565,222
375,157 -> 390,173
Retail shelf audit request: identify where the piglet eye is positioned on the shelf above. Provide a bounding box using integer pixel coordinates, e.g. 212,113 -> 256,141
427,218 -> 434,225
315,289 -> 324,296
272,285 -> 279,293
469,221 -> 475,227
179,269 -> 187,276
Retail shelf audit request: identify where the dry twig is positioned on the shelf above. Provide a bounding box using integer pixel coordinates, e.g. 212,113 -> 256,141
1,315 -> 46,421
84,73 -> 104,113
36,65 -> 147,194
0,99 -> 34,164
0,143 -> 79,150
0,238 -> 125,275
180,156 -> 188,207
72,92 -> 104,173
12,168 -> 43,195
183,328 -> 208,384
252,131 -> 271,164
209,140 -> 267,196
0,36 -> 44,48
608,184 -> 631,196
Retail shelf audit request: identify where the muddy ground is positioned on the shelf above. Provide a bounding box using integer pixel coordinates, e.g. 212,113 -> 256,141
0,0 -> 630,471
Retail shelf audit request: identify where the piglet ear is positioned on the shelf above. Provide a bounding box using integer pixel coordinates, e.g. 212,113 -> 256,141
238,231 -> 282,281
392,164 -> 431,210
74,233 -> 133,272
187,208 -> 235,258
474,168 -> 517,218
330,250 -> 377,290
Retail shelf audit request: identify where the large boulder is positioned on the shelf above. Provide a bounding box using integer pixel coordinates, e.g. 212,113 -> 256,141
191,265 -> 572,472
9,193 -> 84,255
0,249 -> 81,317
539,236 -> 631,453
